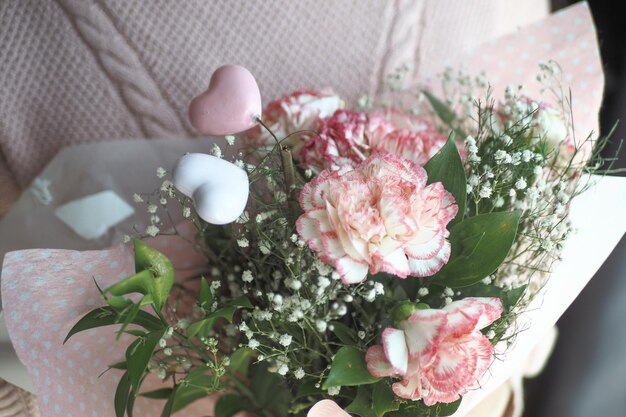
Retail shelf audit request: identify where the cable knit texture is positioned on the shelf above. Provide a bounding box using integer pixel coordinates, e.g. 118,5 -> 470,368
0,380 -> 40,417
0,0 -> 548,411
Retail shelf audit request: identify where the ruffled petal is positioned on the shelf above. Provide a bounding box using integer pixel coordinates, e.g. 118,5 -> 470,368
382,327 -> 409,375
366,345 -> 397,378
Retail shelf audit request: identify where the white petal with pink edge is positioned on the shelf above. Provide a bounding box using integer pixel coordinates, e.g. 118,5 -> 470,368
407,240 -> 450,277
365,345 -> 397,378
382,327 -> 409,375
400,310 -> 446,360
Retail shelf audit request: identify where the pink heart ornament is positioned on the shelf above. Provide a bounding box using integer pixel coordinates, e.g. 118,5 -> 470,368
189,64 -> 262,135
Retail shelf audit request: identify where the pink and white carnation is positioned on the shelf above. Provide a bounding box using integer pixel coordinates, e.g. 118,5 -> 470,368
298,110 -> 395,172
296,153 -> 457,284
366,297 -> 503,406
370,112 -> 448,166
298,108 -> 449,171
246,89 -> 344,147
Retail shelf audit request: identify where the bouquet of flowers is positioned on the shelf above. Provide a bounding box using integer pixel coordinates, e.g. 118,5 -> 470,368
1,4 -> 624,417
53,51 -> 615,417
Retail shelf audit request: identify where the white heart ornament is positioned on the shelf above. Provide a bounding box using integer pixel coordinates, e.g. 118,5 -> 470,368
172,153 -> 249,225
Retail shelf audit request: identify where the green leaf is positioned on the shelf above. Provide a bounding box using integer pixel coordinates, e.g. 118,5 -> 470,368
64,306 -> 163,343
199,277 -> 213,309
373,382 -> 400,417
250,363 -> 292,416
186,306 -> 237,338
504,284 -> 527,310
431,211 -> 522,287
172,376 -> 217,412
345,386 -> 376,417
294,381 -> 323,400
389,398 -> 462,417
423,90 -> 467,140
424,135 -> 467,227
330,321 -> 358,345
114,372 -> 131,417
126,391 -> 136,417
187,298 -> 252,339
323,346 -> 380,389
126,328 -> 167,395
105,240 -> 175,311
159,386 -> 177,417
140,388 -> 173,399
229,348 -> 253,378
215,394 -> 248,417
229,295 -> 253,309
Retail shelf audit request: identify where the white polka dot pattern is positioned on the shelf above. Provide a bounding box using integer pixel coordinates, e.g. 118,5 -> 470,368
1,223 -> 212,416
423,2 -> 604,143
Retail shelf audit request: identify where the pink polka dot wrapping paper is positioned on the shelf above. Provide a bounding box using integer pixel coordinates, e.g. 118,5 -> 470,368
0,3 -> 618,417
420,1 -> 604,146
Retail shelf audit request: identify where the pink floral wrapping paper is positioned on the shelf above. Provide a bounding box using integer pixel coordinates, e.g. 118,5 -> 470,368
1,3 -> 621,417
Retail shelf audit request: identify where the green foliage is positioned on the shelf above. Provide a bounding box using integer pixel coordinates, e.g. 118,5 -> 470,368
431,211 -> 522,287
126,328 -> 167,395
105,239 -> 175,312
323,347 -> 380,389
330,321 -> 358,345
345,386 -> 377,417
64,306 -> 163,343
186,296 -> 252,338
114,372 -> 131,417
423,91 -> 467,141
424,135 -> 467,227
215,394 -> 250,417
372,382 -> 400,417
388,398 -> 462,417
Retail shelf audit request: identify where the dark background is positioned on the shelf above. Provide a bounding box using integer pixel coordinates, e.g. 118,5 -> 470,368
526,1 -> 626,416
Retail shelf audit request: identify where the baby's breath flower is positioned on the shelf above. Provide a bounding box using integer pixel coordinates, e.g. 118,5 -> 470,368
132,193 -> 144,203
515,178 -> 528,190
210,143 -> 223,158
418,287 -> 429,297
182,206 -> 191,218
315,320 -> 328,333
328,386 -> 341,396
237,238 -> 249,248
259,240 -> 272,255
225,135 -> 235,146
242,270 -> 254,283
279,334 -> 293,347
156,167 -> 167,178
294,368 -> 305,379
248,339 -> 260,349
145,225 -> 159,237
277,364 -> 289,376
479,184 -> 493,199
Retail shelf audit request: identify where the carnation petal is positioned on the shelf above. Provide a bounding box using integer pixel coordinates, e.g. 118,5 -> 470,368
444,297 -> 503,335
365,345 -> 396,378
400,310 -> 446,361
391,377 -> 422,400
382,327 -> 409,375
404,228 -> 445,260
373,249 -> 411,278
335,257 -> 369,284
407,240 -> 450,277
